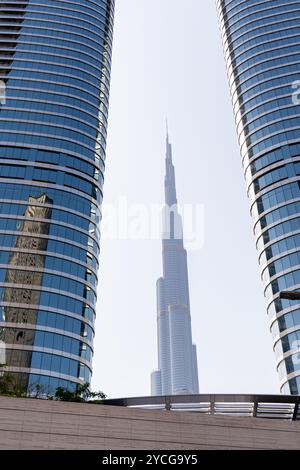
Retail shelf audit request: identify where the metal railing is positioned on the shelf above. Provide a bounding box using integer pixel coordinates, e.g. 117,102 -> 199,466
104,394 -> 300,420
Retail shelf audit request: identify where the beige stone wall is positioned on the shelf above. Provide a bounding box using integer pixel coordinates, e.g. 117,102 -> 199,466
0,396 -> 299,449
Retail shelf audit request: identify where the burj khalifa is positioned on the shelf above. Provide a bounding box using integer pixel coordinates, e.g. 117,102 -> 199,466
151,131 -> 199,396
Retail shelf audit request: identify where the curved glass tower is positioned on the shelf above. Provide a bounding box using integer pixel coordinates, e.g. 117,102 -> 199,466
217,0 -> 300,394
0,0 -> 114,395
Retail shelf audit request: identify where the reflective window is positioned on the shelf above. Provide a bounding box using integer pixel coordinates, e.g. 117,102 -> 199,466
0,0 -> 114,393
255,201 -> 300,237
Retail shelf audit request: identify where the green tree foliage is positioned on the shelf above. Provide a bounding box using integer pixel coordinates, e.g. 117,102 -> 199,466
0,372 -> 26,397
54,382 -> 106,403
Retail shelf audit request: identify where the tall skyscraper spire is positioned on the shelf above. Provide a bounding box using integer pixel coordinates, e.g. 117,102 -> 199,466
165,127 -> 177,207
151,130 -> 199,396
166,118 -> 169,144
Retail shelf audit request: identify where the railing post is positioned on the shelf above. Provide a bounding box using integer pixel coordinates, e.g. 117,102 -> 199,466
165,397 -> 171,411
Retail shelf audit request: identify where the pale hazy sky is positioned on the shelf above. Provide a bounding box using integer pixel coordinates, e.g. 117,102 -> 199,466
91,0 -> 279,398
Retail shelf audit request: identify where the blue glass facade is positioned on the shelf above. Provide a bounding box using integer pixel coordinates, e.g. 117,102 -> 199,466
217,0 -> 300,394
0,0 -> 115,395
